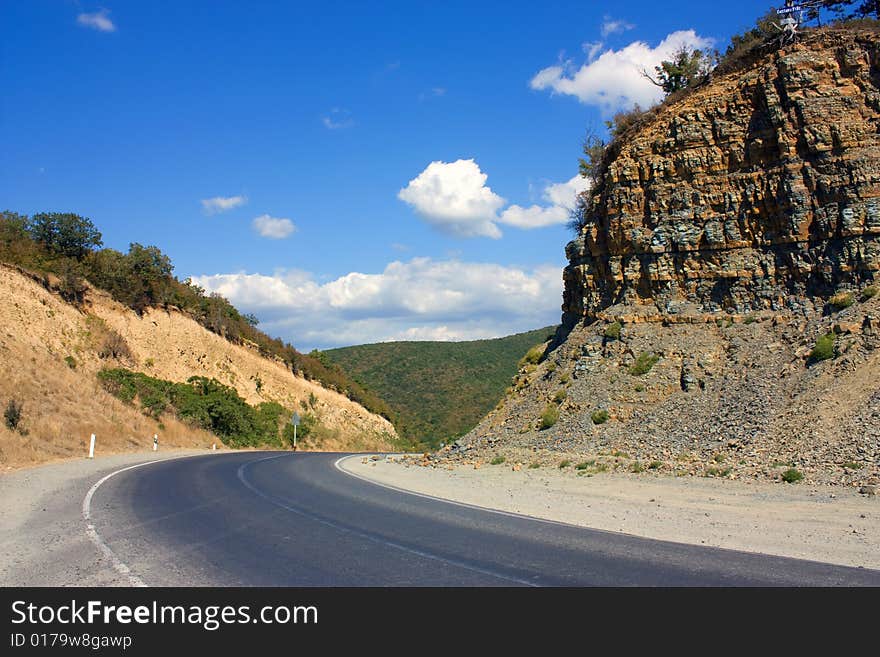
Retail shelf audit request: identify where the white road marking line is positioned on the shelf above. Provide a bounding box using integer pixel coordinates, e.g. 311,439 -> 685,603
81,452 -> 231,587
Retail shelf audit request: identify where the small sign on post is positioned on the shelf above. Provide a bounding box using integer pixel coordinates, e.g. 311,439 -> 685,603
153,434 -> 158,452
291,412 -> 300,451
88,433 -> 96,459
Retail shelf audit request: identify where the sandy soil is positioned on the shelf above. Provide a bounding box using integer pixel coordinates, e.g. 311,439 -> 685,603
341,456 -> 880,571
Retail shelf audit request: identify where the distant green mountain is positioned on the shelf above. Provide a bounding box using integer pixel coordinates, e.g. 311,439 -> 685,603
322,327 -> 556,449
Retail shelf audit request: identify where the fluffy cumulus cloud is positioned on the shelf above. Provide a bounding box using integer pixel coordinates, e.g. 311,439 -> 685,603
399,160 -> 590,236
200,195 -> 247,215
191,258 -> 563,349
499,175 -> 590,229
398,159 -> 506,239
530,30 -> 714,114
252,214 -> 296,239
76,10 -> 116,32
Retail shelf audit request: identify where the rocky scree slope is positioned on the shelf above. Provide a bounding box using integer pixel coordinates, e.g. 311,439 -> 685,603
435,29 -> 880,488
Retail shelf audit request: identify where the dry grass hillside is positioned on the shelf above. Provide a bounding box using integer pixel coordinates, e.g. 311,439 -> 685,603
0,265 -> 397,469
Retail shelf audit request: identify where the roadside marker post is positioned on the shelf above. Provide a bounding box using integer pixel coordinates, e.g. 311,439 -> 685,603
291,412 -> 300,451
153,434 -> 158,452
88,434 -> 95,459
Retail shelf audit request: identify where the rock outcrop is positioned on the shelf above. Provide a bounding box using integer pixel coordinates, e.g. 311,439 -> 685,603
443,28 -> 880,488
564,29 -> 880,325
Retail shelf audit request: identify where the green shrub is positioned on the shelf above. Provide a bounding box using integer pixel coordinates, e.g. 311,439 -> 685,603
743,316 -> 757,325
520,344 -> 545,367
634,384 -> 645,392
490,456 -> 506,465
540,404 -> 559,430
828,292 -> 855,311
4,399 -> 23,431
552,389 -> 567,404
591,409 -> 609,425
628,352 -> 660,376
861,286 -> 878,301
528,462 -> 541,469
842,461 -> 862,470
560,373 -> 571,385
648,461 -> 663,470
809,333 -> 837,363
603,321 -> 622,341
64,355 -> 76,369
575,460 -> 595,470
631,462 -> 645,473
558,459 -> 571,469
781,468 -> 803,484
706,466 -> 732,478
97,368 -> 290,448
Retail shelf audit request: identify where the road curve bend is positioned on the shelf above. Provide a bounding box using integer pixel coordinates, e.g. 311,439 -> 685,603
85,452 -> 880,586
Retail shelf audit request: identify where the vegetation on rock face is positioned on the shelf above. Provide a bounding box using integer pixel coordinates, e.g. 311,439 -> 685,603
828,292 -> 855,311
628,352 -> 660,376
809,333 -> 837,363
323,328 -> 555,449
539,404 -> 559,430
603,321 -> 622,341
590,409 -> 609,425
0,210 -> 391,424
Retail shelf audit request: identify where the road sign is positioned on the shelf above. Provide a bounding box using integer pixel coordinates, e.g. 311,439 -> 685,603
291,412 -> 300,426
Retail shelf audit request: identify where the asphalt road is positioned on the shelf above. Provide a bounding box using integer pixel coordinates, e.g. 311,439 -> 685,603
85,451 -> 880,586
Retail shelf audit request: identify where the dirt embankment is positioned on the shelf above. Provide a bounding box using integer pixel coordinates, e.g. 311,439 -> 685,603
0,265 -> 397,469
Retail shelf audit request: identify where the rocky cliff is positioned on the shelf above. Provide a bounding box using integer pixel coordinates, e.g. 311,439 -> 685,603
564,28 -> 880,325
438,28 -> 880,488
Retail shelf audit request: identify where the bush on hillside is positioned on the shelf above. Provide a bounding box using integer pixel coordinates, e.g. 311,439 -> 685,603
4,399 -> 23,431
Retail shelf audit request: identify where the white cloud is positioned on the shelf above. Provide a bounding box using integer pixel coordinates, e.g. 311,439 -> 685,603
201,195 -> 247,215
530,30 -> 714,114
499,175 -> 590,229
498,205 -> 569,229
252,214 -> 296,239
322,108 -> 354,130
601,16 -> 635,37
76,10 -> 116,33
191,258 -> 563,350
543,175 -> 591,208
398,159 -> 506,239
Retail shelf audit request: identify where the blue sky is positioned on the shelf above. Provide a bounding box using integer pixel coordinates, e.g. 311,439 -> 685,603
3,0 -> 777,349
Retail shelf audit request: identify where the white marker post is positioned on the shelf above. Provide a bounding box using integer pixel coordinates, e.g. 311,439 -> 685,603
153,434 -> 158,452
291,412 -> 300,451
88,433 -> 96,459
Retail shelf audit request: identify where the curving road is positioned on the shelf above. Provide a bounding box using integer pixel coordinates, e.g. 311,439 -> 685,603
85,452 -> 880,586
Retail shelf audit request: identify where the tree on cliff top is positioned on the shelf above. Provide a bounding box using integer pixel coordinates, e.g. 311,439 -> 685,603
814,1 -> 879,19
643,46 -> 717,95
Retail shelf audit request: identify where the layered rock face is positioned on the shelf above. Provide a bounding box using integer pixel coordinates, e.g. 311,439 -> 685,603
564,29 -> 880,324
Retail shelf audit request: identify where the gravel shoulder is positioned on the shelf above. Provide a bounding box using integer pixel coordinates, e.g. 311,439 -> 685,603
341,456 -> 880,571
0,448 -> 214,586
